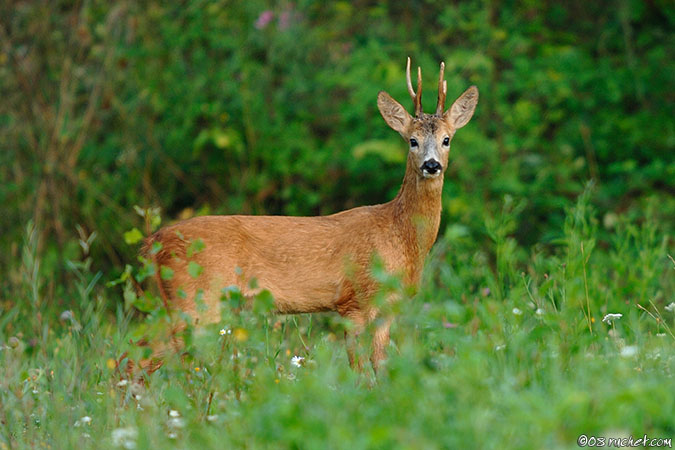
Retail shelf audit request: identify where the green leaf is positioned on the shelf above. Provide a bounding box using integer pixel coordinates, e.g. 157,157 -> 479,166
123,280 -> 137,310
253,289 -> 275,315
187,238 -> 206,258
135,261 -> 155,283
221,285 -> 243,308
187,261 -> 203,278
151,241 -> 163,255
123,228 -> 144,245
160,265 -> 174,280
107,264 -> 133,287
133,291 -> 160,313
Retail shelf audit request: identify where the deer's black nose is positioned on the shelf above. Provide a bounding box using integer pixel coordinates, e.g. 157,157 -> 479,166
421,159 -> 442,175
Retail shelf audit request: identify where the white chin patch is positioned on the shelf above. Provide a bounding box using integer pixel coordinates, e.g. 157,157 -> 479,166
422,171 -> 441,179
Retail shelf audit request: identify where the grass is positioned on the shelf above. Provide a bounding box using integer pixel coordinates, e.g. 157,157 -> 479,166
1,192 -> 673,449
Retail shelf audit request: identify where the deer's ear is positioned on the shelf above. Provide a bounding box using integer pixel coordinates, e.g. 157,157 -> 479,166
378,91 -> 412,135
444,86 -> 478,129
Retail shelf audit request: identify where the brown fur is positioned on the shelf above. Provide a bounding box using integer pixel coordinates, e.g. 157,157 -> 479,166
142,62 -> 478,371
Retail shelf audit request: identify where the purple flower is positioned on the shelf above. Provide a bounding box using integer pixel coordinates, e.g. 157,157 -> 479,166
278,11 -> 291,30
443,320 -> 457,329
255,10 -> 274,30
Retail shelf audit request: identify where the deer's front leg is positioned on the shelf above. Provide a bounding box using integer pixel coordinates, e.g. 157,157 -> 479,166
370,316 -> 393,372
345,315 -> 366,370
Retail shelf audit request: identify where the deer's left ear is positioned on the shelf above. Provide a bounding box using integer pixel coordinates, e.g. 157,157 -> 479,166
444,86 -> 478,129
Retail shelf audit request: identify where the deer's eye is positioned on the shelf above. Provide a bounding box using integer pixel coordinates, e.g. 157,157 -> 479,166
442,137 -> 450,146
410,138 -> 418,147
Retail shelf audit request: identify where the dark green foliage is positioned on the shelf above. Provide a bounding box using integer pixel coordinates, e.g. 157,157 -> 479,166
1,0 -> 672,281
0,1 -> 673,448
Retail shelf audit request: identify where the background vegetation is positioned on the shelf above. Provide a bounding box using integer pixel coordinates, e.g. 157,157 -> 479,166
1,1 -> 673,448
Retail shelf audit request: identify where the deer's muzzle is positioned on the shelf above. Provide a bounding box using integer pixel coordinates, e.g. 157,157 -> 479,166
421,159 -> 442,177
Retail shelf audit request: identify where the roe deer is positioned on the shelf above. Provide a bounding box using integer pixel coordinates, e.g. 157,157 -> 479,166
143,57 -> 478,371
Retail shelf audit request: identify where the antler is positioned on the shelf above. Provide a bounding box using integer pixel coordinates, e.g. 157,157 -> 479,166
436,61 -> 447,115
406,57 -> 423,117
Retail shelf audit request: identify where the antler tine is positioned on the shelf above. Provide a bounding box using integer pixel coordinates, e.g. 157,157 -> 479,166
406,57 -> 423,116
406,57 -> 416,102
416,66 -> 422,116
436,61 -> 447,115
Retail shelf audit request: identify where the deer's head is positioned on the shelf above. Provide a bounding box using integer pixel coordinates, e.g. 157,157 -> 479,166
378,57 -> 478,179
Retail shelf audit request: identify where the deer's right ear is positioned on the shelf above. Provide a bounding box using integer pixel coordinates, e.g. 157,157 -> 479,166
378,91 -> 412,135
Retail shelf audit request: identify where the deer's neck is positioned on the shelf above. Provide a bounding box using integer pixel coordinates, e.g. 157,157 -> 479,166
390,153 -> 444,266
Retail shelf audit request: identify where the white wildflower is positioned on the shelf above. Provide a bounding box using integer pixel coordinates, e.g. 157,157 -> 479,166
646,351 -> 660,360
512,307 -> 522,316
535,308 -> 544,316
75,416 -> 92,427
494,344 -> 506,351
167,417 -> 185,429
60,309 -> 81,330
111,426 -> 138,449
291,355 -> 305,367
656,333 -> 666,337
206,414 -> 218,422
664,302 -> 675,312
168,432 -> 177,439
169,410 -> 180,418
117,379 -> 129,387
602,313 -> 622,324
620,345 -> 638,358
219,327 -> 231,336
